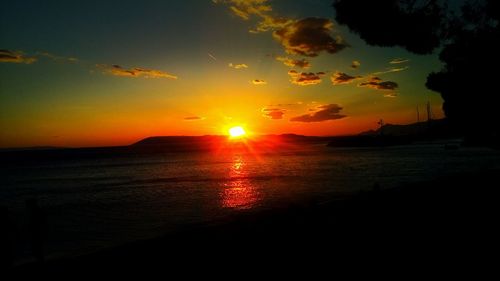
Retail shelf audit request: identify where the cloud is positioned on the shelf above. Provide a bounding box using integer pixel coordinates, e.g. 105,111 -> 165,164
229,63 -> 248,69
216,2 -> 346,57
273,18 -> 347,57
262,108 -> 285,120
267,103 -> 299,107
97,64 -> 177,79
331,71 -> 362,85
351,60 -> 361,69
371,66 -> 409,76
38,52 -> 78,63
0,49 -> 180,83
184,116 -> 205,121
276,56 -> 311,68
290,104 -> 346,123
390,58 -> 410,64
230,6 -> 250,20
288,70 -> 324,86
0,50 -> 37,64
252,79 -> 267,85
252,15 -> 294,34
358,76 -> 398,91
215,0 -> 292,33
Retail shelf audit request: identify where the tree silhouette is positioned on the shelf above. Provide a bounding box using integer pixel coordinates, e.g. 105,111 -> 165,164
334,0 -> 500,145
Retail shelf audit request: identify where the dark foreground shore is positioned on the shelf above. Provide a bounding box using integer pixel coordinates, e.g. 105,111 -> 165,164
8,169 -> 499,277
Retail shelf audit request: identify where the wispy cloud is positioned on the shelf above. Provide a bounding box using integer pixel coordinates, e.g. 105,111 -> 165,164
229,63 -> 248,69
291,104 -> 346,123
97,64 -> 178,79
331,71 -> 362,85
276,56 -> 311,68
214,0 -> 291,33
0,49 -> 37,64
252,79 -> 267,85
288,70 -> 324,86
267,103 -> 299,107
390,58 -> 410,64
371,66 -> 409,76
351,60 -> 361,69
262,107 -> 285,120
184,116 -> 205,121
38,52 -> 78,63
383,92 -> 398,98
1,49 -> 179,82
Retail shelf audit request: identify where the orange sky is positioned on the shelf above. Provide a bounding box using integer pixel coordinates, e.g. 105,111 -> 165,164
0,0 -> 444,148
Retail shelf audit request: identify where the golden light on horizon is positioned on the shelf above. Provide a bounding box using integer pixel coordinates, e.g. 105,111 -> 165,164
229,126 -> 246,138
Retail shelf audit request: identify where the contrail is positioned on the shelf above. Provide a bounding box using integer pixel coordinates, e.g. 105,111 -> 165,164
208,53 -> 217,61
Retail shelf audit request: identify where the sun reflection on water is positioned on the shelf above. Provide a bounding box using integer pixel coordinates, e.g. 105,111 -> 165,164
221,154 -> 259,210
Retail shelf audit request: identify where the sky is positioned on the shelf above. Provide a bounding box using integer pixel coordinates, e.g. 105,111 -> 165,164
0,0 -> 445,148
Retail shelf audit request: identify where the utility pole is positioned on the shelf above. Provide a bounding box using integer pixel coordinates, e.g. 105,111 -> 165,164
417,106 -> 420,123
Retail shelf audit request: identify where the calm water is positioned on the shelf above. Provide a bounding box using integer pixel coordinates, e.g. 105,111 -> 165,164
2,143 -> 500,263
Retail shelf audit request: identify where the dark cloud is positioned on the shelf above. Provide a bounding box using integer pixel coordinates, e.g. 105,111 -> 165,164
351,60 -> 361,69
331,71 -> 362,85
390,58 -> 409,64
273,17 -> 347,57
290,104 -> 346,123
97,64 -> 177,79
288,70 -> 323,86
262,108 -> 285,120
359,76 -> 398,91
276,56 -> 311,68
252,79 -> 267,85
184,116 -> 204,121
0,49 -> 37,64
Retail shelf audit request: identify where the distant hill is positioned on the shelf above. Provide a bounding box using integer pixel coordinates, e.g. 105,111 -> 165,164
328,118 -> 461,147
0,146 -> 66,152
0,120 -> 462,155
360,118 -> 460,138
132,134 -> 336,153
132,134 -> 333,147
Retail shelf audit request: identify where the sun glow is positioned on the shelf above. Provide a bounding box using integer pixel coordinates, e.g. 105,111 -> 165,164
229,126 -> 246,138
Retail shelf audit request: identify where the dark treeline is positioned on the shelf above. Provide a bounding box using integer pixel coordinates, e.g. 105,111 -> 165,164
333,0 -> 500,146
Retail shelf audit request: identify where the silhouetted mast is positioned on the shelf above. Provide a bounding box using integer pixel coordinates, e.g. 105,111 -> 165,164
426,101 -> 432,122
378,119 -> 385,136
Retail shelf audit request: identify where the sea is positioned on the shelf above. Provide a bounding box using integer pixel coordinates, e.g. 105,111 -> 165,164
1,142 -> 499,264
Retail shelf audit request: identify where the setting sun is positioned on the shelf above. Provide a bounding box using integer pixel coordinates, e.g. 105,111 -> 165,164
229,126 -> 246,138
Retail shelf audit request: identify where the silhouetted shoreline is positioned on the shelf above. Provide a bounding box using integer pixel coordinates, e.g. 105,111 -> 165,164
9,168 -> 498,277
